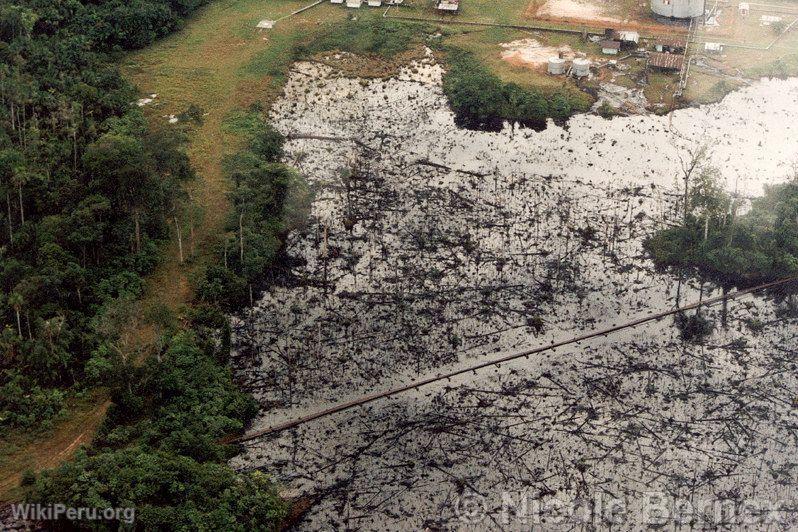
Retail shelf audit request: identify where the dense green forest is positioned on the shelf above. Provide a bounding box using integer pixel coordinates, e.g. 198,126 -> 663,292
442,49 -> 590,131
0,0 -> 215,434
645,168 -> 798,287
1,0 -> 289,528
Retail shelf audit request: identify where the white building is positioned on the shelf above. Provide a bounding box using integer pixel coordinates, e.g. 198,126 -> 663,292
346,0 -> 362,7
600,40 -> 621,54
618,31 -> 640,45
437,0 -> 460,11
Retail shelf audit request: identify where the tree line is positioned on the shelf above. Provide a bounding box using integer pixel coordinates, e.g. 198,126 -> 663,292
0,0 -> 207,431
645,163 -> 798,288
1,1 -> 288,528
442,48 -> 590,131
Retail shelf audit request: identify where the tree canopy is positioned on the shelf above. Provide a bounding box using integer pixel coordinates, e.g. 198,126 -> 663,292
645,170 -> 798,288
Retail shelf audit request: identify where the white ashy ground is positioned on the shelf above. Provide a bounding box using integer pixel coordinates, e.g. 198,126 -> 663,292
536,0 -> 622,22
500,38 -> 577,66
230,59 -> 798,529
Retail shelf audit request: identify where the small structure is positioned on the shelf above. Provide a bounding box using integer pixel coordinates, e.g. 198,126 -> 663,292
600,40 -> 621,54
331,0 -> 344,3
704,42 -> 723,53
738,2 -> 750,15
437,0 -> 460,11
760,15 -> 783,25
548,56 -> 567,75
650,0 -> 705,18
346,0 -> 362,7
655,37 -> 687,53
618,31 -> 640,47
572,58 -> 591,77
256,19 -> 275,29
649,51 -> 684,70
367,0 -> 382,5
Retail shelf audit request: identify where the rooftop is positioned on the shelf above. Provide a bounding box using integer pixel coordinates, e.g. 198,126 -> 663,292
437,0 -> 460,10
655,37 -> 687,48
649,52 -> 684,69
600,40 -> 621,50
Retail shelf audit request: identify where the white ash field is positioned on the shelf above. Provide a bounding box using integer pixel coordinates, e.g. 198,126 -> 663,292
229,58 -> 798,529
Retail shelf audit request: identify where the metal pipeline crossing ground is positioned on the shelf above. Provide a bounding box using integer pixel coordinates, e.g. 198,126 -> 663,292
230,276 -> 798,445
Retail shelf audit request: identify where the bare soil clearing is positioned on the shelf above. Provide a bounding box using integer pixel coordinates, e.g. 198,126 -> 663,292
500,38 -> 578,67
535,0 -> 622,23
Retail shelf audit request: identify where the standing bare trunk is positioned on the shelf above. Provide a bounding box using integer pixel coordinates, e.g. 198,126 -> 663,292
14,308 -> 21,338
134,211 -> 141,254
174,216 -> 184,264
239,213 -> 245,263
18,182 -> 24,224
189,223 -> 195,257
726,200 -> 738,248
72,130 -> 78,172
6,191 -> 12,243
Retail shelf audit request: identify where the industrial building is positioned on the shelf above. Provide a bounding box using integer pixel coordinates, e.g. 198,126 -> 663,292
572,58 -> 591,77
547,56 -> 567,75
655,37 -> 687,53
650,0 -> 705,18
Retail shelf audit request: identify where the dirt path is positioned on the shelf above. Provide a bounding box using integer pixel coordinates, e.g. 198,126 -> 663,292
0,398 -> 110,502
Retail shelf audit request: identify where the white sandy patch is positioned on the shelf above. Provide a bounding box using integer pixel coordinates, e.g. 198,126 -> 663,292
538,0 -> 621,22
500,38 -> 576,66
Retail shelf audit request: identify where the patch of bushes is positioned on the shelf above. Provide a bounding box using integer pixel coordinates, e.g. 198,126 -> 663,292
301,18 -> 424,58
442,49 -> 590,131
28,448 -> 287,530
596,101 -> 621,118
27,332 -> 287,529
675,312 -> 714,342
0,372 -> 65,431
644,175 -> 798,288
197,115 -> 312,311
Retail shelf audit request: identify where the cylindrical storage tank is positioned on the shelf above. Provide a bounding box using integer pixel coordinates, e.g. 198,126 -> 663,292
572,58 -> 590,77
650,0 -> 704,18
548,57 -> 566,75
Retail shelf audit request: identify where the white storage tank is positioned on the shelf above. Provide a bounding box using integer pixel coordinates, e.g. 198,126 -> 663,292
651,0 -> 704,18
548,57 -> 567,75
572,58 -> 590,77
